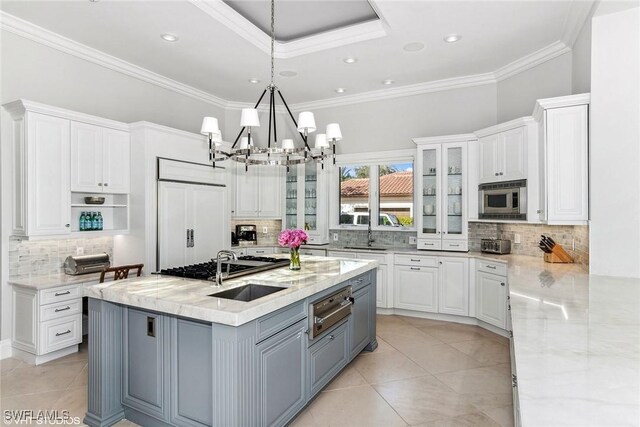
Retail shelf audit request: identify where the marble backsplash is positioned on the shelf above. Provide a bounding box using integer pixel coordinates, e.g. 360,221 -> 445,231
9,236 -> 114,277
328,229 -> 413,248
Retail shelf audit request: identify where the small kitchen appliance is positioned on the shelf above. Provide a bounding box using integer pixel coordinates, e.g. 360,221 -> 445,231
309,286 -> 353,339
481,239 -> 512,255
64,253 -> 111,275
235,224 -> 258,246
479,179 -> 527,220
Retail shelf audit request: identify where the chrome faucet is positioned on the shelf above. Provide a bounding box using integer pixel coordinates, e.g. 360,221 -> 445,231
214,250 -> 237,286
367,209 -> 375,247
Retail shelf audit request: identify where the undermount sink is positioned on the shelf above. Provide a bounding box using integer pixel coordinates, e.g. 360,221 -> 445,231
343,246 -> 388,251
208,284 -> 286,302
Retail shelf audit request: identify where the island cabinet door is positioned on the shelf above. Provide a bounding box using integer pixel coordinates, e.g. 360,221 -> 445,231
350,285 -> 372,359
257,319 -> 307,427
122,307 -> 170,422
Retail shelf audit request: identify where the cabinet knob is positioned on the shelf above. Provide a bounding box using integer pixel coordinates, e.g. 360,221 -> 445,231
499,172 -> 503,176
104,183 -> 109,187
501,282 -> 505,286
329,334 -> 335,340
65,224 -> 70,228
495,173 -> 498,176
98,183 -> 103,186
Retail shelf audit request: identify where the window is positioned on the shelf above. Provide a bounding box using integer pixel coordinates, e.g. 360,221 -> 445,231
338,160 -> 414,228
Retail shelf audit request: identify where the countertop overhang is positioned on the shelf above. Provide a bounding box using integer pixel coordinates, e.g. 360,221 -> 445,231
83,256 -> 378,326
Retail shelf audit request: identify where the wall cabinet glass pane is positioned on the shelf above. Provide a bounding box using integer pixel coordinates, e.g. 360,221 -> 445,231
304,163 -> 318,231
420,147 -> 440,236
285,167 -> 298,229
445,146 -> 463,235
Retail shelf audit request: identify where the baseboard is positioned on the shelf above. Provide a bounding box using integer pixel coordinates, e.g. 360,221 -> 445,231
0,339 -> 12,359
12,345 -> 78,365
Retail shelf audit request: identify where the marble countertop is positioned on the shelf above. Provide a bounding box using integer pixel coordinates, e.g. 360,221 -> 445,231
505,255 -> 640,425
84,256 -> 377,326
8,272 -> 103,290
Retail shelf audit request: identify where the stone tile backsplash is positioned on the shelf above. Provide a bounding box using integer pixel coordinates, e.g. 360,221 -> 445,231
329,229 -> 413,249
231,219 -> 282,246
9,237 -> 114,277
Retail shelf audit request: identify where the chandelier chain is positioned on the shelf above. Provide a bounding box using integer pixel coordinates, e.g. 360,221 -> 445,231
270,0 -> 275,86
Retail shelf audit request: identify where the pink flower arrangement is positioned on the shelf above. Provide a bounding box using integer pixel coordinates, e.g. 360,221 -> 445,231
278,229 -> 308,249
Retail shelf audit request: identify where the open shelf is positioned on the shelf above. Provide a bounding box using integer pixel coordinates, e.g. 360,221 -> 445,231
71,204 -> 127,208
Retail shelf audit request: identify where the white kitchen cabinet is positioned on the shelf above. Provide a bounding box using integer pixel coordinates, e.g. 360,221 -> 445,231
158,181 -> 227,269
533,94 -> 589,225
413,135 -> 473,252
476,270 -> 508,329
356,252 -> 389,308
438,257 -> 469,316
476,119 -> 532,184
394,265 -> 438,313
234,164 -> 282,218
6,108 -> 71,237
283,162 -> 329,244
246,247 -> 276,256
71,122 -> 130,194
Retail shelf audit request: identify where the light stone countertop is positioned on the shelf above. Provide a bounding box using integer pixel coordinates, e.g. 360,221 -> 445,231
8,272 -> 103,290
84,256 -> 377,326
504,255 -> 640,426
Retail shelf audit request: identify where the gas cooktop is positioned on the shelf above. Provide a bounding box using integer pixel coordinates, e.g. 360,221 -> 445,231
159,256 -> 290,282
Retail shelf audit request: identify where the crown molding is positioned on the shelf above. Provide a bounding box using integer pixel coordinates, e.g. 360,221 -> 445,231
494,40 -> 571,82
561,0 -> 598,47
413,133 -> 477,145
532,92 -> 591,120
290,72 -> 496,111
474,116 -> 535,138
188,0 -> 387,59
0,11 -> 228,109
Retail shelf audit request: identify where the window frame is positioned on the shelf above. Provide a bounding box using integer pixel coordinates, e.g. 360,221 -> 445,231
331,149 -> 416,232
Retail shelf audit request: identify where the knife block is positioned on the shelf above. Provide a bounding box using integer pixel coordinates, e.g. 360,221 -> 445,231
544,244 -> 574,263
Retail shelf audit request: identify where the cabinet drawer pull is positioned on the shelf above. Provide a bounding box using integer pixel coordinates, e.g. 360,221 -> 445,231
55,330 -> 71,337
410,267 -> 421,271
450,244 -> 460,247
486,265 -> 496,270
256,250 -> 265,254
54,291 -> 71,296
410,259 -> 420,262
98,183 -> 103,186
425,243 -> 434,246
54,306 -> 71,312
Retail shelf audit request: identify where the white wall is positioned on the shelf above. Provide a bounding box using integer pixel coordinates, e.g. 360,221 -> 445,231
589,5 -> 640,278
303,84 -> 498,155
572,17 -> 592,94
497,53 -> 573,122
0,31 -> 226,135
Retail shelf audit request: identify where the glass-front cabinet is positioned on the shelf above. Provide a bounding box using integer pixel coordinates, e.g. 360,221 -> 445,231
414,135 -> 470,252
283,162 -> 329,244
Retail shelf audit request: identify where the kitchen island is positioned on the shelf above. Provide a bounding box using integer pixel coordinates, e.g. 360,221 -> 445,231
82,256 -> 378,427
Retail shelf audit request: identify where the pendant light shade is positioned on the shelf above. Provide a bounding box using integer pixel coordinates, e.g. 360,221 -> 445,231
281,139 -> 295,150
239,136 -> 249,149
314,134 -> 329,149
297,112 -> 316,133
326,123 -> 342,141
211,132 -> 223,145
201,117 -> 220,135
240,108 -> 260,127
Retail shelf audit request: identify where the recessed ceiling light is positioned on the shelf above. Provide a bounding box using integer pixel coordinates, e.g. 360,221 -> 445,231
279,70 -> 297,77
248,78 -> 261,84
444,34 -> 462,43
335,88 -> 346,94
160,33 -> 178,42
343,57 -> 358,64
403,42 -> 424,52
382,79 -> 395,85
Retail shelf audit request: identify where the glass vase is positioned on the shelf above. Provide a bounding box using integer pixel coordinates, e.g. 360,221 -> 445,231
290,247 -> 301,270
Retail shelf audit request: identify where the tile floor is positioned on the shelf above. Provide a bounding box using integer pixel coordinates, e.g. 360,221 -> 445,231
0,315 -> 513,426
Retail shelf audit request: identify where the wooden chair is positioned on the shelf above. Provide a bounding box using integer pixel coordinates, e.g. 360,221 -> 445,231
99,264 -> 144,283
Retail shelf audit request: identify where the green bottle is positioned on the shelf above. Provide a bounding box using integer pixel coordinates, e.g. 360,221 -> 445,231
79,212 -> 86,231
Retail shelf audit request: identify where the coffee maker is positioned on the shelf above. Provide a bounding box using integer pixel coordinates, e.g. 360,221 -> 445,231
235,224 -> 257,246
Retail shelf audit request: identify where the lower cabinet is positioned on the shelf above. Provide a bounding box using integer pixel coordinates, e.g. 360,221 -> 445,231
394,265 -> 438,312
258,320 -> 307,427
476,271 -> 508,329
308,322 -> 349,398
350,284 -> 373,358
438,257 -> 469,316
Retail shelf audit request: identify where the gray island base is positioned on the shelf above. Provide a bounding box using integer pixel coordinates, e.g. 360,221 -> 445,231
83,258 -> 377,427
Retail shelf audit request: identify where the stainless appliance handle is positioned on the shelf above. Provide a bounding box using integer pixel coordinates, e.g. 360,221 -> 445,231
314,300 -> 353,325
186,229 -> 190,248
190,229 -> 195,247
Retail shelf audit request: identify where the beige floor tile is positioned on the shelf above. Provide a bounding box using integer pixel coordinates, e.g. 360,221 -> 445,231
1,361 -> 87,398
113,421 -> 133,427
482,405 -> 515,427
324,365 -> 368,391
414,411 -> 501,427
377,314 -> 409,326
418,324 -> 489,344
0,389 -> 62,411
69,364 -> 88,388
373,375 -> 477,424
403,343 -> 488,375
477,328 -> 511,346
289,408 -> 319,427
0,358 -> 26,376
435,365 -> 513,411
380,326 -> 445,353
308,385 -> 407,426
368,336 -> 395,354
450,339 -> 510,365
352,348 -> 428,385
53,386 -> 88,421
396,316 -> 455,329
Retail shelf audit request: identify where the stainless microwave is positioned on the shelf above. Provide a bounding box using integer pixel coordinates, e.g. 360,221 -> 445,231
479,180 -> 527,220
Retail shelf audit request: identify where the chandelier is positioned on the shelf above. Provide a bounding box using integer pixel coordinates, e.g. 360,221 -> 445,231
200,0 -> 342,169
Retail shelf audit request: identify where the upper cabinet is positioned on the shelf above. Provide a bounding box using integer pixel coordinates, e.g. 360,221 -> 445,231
71,122 -> 130,193
3,100 -> 130,238
475,118 -> 533,184
533,94 -> 590,225
233,163 -> 282,219
283,162 -> 329,244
